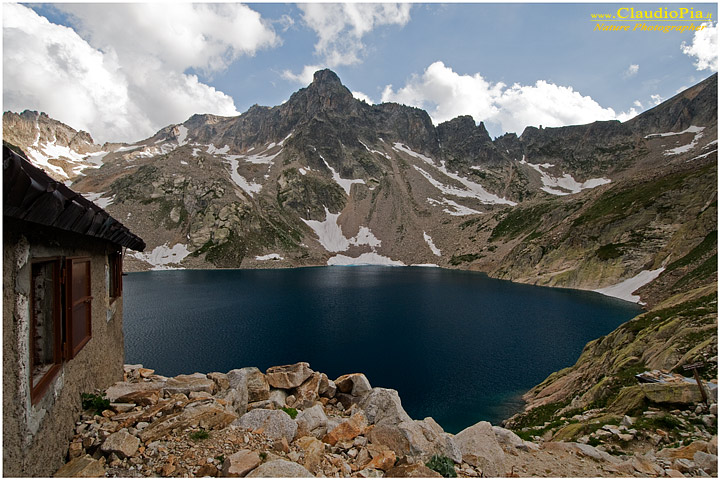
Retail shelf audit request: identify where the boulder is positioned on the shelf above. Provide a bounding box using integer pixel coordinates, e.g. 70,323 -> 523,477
384,463 -> 443,478
139,399 -> 237,442
246,459 -> 313,477
365,446 -> 397,471
269,389 -> 289,408
334,373 -> 372,397
265,362 -> 313,389
659,440 -> 710,460
492,426 -> 531,453
318,374 -> 336,398
216,382 -> 249,417
357,388 -> 412,426
101,430 -> 140,459
368,418 -> 461,463
641,383 -> 706,405
208,372 -> 230,391
228,368 -> 270,403
454,421 -> 505,477
693,451 -> 718,475
322,412 -> 367,446
294,373 -> 322,408
54,455 -> 105,477
235,409 -> 298,443
221,449 -> 260,477
164,373 -> 215,396
105,381 -> 166,403
353,468 -> 385,478
296,405 -> 329,438
296,436 -> 325,473
631,455 -> 663,476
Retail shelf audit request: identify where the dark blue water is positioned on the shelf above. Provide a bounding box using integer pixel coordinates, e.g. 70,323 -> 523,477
123,266 -> 641,433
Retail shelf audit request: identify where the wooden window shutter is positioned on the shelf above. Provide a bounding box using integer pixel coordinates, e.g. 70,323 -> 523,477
65,257 -> 92,358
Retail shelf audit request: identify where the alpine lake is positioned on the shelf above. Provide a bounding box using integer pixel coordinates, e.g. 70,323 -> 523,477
123,266 -> 642,434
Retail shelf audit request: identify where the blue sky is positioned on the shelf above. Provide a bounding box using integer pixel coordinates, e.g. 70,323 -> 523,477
3,2 -> 717,143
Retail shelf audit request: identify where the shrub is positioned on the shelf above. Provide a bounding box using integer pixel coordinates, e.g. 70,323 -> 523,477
425,454 -> 457,478
81,393 -> 110,415
281,407 -> 298,419
190,429 -> 209,441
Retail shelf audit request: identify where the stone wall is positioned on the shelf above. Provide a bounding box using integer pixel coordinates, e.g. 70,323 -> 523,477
3,218 -> 126,477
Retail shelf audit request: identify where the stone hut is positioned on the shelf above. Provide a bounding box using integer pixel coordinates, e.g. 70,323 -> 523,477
3,144 -> 146,476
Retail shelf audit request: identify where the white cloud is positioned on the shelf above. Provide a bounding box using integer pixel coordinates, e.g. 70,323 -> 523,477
3,4 -> 278,143
633,100 -> 643,108
285,3 -> 411,83
282,64 -> 324,85
381,61 -> 637,136
624,64 -> 639,78
681,22 -> 718,72
352,91 -> 374,104
651,94 -> 664,106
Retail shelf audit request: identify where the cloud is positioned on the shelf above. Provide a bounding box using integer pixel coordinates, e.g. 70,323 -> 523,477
634,100 -> 643,108
3,4 -> 278,143
624,64 -> 639,78
681,22 -> 718,72
282,64 -> 324,85
381,61 -> 637,136
284,3 -> 411,83
651,94 -> 664,106
352,91 -> 374,104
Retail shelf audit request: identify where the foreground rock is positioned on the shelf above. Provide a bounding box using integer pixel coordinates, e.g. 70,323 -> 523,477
56,363 -> 718,478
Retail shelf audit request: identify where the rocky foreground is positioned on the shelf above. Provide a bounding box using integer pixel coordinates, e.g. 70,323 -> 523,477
57,363 -> 718,478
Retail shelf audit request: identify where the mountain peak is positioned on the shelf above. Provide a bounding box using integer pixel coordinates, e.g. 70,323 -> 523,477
312,69 -> 342,86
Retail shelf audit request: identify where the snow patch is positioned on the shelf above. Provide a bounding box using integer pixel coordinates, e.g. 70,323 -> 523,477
690,149 -> 717,161
397,142 -> 515,205
423,232 -> 442,256
652,126 -> 706,156
359,140 -> 391,160
207,144 -> 230,155
192,148 -> 202,157
594,268 -> 665,304
226,158 -> 262,196
256,253 -> 284,261
81,192 -> 115,209
176,125 -> 189,146
319,154 -> 365,195
327,252 -> 405,266
299,168 -> 307,175
645,125 -> 704,139
279,132 -> 292,146
302,209 -> 350,252
427,197 -> 482,216
519,158 -> 611,196
131,243 -> 191,271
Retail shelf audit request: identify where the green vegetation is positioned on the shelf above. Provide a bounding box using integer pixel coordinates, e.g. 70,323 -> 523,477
572,164 -> 712,227
259,452 -> 268,461
281,407 -> 298,419
189,429 -> 210,441
489,202 -> 554,241
81,393 -> 110,415
623,292 -> 717,334
635,414 -> 682,432
674,254 -> 717,290
510,401 -> 568,430
666,231 -> 717,273
425,455 -> 457,478
449,253 -> 483,266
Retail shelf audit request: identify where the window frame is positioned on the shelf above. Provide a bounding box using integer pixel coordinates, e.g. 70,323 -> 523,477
65,257 -> 93,359
29,257 -> 63,404
108,250 -> 123,301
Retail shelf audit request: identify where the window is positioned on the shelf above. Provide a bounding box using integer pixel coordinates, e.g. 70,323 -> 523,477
108,251 -> 122,300
30,259 -> 62,402
66,257 -> 92,359
29,256 -> 94,402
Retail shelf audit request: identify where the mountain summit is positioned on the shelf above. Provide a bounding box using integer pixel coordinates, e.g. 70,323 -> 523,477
3,71 -> 717,307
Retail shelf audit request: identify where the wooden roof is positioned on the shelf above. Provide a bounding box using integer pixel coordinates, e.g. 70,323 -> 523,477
3,144 -> 146,252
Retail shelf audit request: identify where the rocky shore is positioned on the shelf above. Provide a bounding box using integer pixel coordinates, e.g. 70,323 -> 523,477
56,363 -> 717,478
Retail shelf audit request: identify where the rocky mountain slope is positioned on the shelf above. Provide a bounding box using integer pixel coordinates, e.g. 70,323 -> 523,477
4,71 -> 715,307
